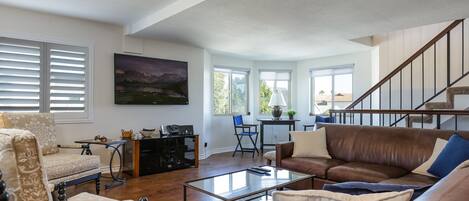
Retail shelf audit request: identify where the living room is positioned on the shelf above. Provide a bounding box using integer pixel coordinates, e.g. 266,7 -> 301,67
1,1 -> 469,201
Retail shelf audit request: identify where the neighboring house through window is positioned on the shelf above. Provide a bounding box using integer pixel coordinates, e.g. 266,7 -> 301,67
311,65 -> 353,114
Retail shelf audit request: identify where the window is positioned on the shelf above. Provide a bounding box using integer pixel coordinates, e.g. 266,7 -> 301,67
311,66 -> 353,114
213,67 -> 249,115
259,71 -> 291,114
0,37 -> 91,122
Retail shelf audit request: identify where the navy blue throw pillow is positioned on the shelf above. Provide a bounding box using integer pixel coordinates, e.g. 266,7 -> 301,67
428,134 -> 469,178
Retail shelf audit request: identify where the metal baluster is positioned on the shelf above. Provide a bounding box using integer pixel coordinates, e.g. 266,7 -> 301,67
434,44 -> 437,95
463,22 -> 465,75
389,80 -> 392,126
455,115 -> 458,131
370,95 -> 373,126
422,53 -> 425,103
379,86 -> 382,126
447,32 -> 451,86
436,114 -> 441,129
421,114 -> 424,129
411,62 -> 413,109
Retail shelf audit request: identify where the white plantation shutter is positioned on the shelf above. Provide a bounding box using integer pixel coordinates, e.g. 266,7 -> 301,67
0,37 -> 91,122
0,38 -> 42,112
47,44 -> 88,113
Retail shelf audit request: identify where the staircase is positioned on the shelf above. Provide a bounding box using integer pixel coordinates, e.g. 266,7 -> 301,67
328,19 -> 469,130
406,86 -> 469,127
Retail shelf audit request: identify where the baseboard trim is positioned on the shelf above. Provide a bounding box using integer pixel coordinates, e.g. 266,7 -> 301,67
204,146 -> 236,159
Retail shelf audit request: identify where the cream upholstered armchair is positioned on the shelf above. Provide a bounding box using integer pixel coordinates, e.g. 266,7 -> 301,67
0,128 -> 120,201
0,113 -> 101,194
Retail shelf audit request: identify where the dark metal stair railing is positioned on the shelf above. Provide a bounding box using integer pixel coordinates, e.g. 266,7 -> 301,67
337,19 -> 467,129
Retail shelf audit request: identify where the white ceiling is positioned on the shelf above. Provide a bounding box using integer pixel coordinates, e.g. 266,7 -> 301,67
2,0 -> 469,60
0,0 -> 178,25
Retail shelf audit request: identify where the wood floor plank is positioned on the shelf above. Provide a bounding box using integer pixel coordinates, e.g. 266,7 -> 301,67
70,152 -> 265,201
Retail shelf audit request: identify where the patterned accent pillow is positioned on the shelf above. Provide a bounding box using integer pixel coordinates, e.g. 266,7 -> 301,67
0,129 -> 52,201
0,113 -> 59,155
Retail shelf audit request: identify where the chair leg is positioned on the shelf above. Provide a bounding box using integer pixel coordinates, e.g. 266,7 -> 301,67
248,135 -> 258,158
239,136 -> 245,156
95,173 -> 101,195
233,135 -> 243,157
253,134 -> 260,155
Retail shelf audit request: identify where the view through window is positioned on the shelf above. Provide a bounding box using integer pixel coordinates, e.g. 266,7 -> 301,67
259,71 -> 291,114
311,67 -> 353,114
213,68 -> 249,115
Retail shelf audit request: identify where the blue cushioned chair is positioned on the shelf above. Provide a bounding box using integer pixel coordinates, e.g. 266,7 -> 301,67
232,115 -> 259,158
303,115 -> 336,131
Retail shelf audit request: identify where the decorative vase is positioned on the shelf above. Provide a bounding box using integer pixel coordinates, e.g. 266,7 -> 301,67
288,115 -> 294,120
272,105 -> 282,120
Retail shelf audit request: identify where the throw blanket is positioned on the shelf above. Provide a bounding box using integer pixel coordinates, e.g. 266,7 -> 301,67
323,182 -> 432,200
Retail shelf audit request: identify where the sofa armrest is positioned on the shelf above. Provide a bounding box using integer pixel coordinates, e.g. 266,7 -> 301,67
275,142 -> 294,167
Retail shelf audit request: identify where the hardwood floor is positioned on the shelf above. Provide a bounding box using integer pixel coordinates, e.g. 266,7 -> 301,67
71,152 -> 266,201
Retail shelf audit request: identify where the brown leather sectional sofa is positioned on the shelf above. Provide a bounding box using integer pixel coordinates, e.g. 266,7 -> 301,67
275,124 -> 469,190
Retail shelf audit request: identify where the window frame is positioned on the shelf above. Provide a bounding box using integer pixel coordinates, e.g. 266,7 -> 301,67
310,64 -> 354,115
212,66 -> 250,116
0,36 -> 93,123
258,70 -> 292,115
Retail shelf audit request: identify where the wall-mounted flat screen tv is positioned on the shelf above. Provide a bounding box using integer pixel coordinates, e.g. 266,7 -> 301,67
114,54 -> 189,105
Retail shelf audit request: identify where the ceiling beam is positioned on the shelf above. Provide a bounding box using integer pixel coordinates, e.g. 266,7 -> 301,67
125,0 -> 207,35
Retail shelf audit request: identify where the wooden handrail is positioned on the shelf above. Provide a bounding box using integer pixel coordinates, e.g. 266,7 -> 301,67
346,19 -> 464,109
330,109 -> 469,115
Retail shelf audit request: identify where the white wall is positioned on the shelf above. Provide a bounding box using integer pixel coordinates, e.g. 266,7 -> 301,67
296,51 -> 376,123
0,6 -> 208,159
0,5 -> 379,158
207,54 -> 255,155
372,19 -> 469,129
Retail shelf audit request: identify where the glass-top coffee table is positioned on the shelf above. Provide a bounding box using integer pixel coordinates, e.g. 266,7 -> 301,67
183,166 -> 314,201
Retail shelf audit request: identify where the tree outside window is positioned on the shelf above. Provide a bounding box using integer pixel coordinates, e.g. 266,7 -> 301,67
259,71 -> 291,114
213,68 -> 249,115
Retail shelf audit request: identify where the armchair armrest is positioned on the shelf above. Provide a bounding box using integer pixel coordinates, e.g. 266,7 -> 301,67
275,142 -> 294,167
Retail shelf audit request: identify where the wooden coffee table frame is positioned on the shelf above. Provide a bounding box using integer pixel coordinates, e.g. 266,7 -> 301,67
183,167 -> 314,201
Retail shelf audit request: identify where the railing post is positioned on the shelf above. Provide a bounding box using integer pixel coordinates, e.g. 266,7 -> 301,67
436,114 -> 441,129
447,32 -> 451,86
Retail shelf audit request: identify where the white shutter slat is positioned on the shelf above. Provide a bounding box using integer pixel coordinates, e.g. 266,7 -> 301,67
0,61 -> 40,70
0,52 -> 40,63
48,44 -> 87,113
0,38 -> 41,112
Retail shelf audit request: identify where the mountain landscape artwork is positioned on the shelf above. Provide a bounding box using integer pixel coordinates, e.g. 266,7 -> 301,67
114,54 -> 189,105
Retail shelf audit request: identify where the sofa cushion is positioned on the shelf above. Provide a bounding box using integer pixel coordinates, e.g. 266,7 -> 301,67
43,153 -> 100,180
291,128 -> 331,159
327,162 -> 408,183
428,134 -> 469,178
0,112 -> 59,155
412,138 -> 447,177
380,173 -> 438,186
281,157 -> 344,178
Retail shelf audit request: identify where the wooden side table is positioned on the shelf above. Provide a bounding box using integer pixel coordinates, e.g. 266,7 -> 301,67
257,119 -> 300,153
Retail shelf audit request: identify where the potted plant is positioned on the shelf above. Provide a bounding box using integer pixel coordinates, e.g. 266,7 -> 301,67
287,110 -> 296,120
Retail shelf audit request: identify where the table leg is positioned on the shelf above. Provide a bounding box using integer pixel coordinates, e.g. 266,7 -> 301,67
260,123 -> 264,153
105,144 -> 126,189
183,185 -> 187,201
288,124 -> 292,141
